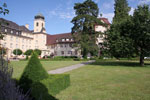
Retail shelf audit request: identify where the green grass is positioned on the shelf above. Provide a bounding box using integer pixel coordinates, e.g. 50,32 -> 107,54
10,61 -> 84,78
56,60 -> 150,100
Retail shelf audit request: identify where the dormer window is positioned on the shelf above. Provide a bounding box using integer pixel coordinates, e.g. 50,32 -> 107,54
71,39 -> 73,41
11,30 -> 13,34
5,29 -> 7,32
62,39 -> 65,42
66,39 -> 69,41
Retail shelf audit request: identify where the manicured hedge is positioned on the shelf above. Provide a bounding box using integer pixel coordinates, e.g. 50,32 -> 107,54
41,74 -> 70,96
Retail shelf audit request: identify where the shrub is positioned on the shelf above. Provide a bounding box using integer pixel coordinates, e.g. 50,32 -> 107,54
41,74 -> 70,96
13,49 -> 22,55
24,49 -> 33,56
19,52 -> 49,92
34,49 -> 41,55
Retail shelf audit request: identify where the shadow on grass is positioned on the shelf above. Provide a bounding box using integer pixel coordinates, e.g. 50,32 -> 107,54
18,76 -> 58,100
90,60 -> 150,67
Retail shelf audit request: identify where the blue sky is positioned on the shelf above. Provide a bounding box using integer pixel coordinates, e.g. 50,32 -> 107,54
0,0 -> 150,34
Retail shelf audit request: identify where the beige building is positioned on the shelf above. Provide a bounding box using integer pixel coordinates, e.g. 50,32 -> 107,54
0,14 -> 110,59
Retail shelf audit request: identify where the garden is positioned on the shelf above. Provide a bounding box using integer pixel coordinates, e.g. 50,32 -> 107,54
9,58 -> 150,100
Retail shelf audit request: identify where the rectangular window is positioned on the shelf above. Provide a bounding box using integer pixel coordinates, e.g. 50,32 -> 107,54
60,44 -> 63,47
10,36 -> 13,41
61,51 -> 64,55
69,44 -> 72,47
64,44 -> 67,47
68,51 -> 72,55
10,43 -> 13,48
22,45 -> 24,49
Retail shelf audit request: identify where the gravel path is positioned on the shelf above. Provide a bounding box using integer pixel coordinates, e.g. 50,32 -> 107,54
48,60 -> 95,74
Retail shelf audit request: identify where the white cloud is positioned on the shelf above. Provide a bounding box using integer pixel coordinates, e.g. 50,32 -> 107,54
129,7 -> 135,15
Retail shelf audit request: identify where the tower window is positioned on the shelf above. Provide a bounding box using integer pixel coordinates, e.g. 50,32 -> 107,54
36,22 -> 39,26
42,23 -> 43,27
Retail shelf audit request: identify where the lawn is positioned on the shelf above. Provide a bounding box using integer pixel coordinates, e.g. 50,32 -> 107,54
10,60 -> 84,78
56,60 -> 150,100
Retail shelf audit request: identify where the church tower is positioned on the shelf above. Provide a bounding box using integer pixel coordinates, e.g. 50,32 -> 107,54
34,13 -> 46,33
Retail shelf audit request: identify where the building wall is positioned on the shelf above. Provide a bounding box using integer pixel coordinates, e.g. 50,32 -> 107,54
47,43 -> 80,57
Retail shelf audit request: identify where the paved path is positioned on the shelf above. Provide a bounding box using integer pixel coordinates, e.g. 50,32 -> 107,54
48,60 -> 95,74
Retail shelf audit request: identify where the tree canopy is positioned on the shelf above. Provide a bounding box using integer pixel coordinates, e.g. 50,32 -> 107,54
13,49 -> 22,56
103,0 -> 134,59
71,0 -> 103,58
131,5 -> 150,66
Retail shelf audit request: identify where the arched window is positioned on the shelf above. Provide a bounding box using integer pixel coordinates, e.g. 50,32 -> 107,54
36,22 -> 39,26
42,23 -> 43,27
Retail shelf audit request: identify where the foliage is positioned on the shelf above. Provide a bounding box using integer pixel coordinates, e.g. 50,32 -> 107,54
130,4 -> 150,66
34,49 -> 41,55
41,74 -> 70,96
0,2 -> 9,39
0,55 -> 30,100
19,52 -> 49,93
113,0 -> 130,24
13,49 -> 22,56
24,49 -> 33,56
0,47 -> 6,55
71,0 -> 103,58
103,0 -> 135,59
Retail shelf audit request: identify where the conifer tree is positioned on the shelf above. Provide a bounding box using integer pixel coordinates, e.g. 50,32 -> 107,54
19,52 -> 48,93
104,0 -> 135,59
71,0 -> 103,58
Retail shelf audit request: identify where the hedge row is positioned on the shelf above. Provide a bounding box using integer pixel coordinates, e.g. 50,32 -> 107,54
41,74 -> 70,96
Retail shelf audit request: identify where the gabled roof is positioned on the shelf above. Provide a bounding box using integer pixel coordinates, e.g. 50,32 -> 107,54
47,33 -> 73,45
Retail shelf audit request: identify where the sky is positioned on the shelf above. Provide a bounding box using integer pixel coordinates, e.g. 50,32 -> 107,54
0,0 -> 150,35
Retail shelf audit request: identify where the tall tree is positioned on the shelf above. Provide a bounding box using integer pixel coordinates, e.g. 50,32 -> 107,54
113,0 -> 130,24
103,0 -> 134,59
131,5 -> 150,66
71,0 -> 102,58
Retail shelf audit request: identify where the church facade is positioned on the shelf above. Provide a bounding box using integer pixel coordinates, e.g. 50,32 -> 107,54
0,13 -> 110,59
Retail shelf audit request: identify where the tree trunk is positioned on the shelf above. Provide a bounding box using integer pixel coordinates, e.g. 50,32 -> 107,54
140,51 -> 144,66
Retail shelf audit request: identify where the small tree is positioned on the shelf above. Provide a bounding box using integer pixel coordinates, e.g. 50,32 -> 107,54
24,49 -> 33,56
19,52 -> 48,93
0,47 -> 6,55
34,49 -> 41,55
13,49 -> 22,56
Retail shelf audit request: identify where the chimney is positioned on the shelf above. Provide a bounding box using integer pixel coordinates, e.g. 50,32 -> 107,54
25,24 -> 29,29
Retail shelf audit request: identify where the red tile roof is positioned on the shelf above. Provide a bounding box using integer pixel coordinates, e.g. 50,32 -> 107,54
99,18 -> 111,25
46,33 -> 73,45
